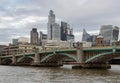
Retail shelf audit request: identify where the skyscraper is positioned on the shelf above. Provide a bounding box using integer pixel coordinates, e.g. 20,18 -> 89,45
52,23 -> 61,40
82,29 -> 92,42
61,21 -> 67,41
61,21 -> 74,41
47,10 -> 60,40
82,29 -> 98,46
30,28 -> 38,45
100,25 -> 119,45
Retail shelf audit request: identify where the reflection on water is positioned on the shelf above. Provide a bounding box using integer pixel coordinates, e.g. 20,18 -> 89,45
0,65 -> 119,83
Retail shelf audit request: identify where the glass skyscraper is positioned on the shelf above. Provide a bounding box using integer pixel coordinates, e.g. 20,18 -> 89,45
82,29 -> 92,42
100,25 -> 119,45
82,29 -> 98,46
61,21 -> 74,42
47,10 -> 60,40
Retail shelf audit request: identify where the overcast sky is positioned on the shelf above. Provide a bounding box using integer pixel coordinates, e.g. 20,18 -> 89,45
0,0 -> 120,45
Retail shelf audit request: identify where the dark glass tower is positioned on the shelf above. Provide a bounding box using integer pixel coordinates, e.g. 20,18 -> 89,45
61,21 -> 74,41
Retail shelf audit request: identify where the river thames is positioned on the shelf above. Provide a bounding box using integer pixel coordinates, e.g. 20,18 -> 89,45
0,65 -> 120,83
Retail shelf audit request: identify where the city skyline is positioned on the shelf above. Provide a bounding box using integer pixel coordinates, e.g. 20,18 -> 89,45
0,0 -> 120,45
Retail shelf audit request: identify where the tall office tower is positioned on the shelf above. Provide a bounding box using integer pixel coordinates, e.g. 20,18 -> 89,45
61,21 -> 68,41
30,28 -> 38,45
39,31 -> 43,44
82,29 -> 98,46
52,23 -> 61,40
61,21 -> 74,41
47,10 -> 60,40
82,29 -> 92,42
100,25 -> 119,45
47,10 -> 55,40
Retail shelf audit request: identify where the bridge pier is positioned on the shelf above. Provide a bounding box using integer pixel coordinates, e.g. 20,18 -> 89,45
32,48 -> 40,66
11,54 -> 17,65
76,42 -> 84,63
32,53 -> 40,65
72,42 -> 85,68
34,63 -> 63,67
72,63 -> 111,69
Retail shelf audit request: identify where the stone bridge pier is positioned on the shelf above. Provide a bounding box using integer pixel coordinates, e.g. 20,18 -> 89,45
76,42 -> 84,63
31,48 -> 40,66
11,54 -> 17,65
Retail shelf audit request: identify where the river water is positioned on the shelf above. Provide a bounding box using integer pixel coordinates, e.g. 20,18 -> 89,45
0,65 -> 120,83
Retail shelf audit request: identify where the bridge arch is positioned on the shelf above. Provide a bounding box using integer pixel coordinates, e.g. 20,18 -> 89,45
85,52 -> 120,63
41,53 -> 77,63
2,58 -> 12,65
17,56 -> 34,64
